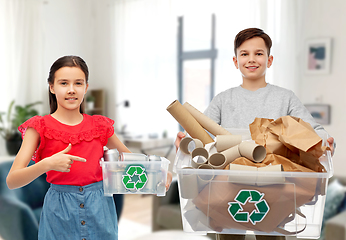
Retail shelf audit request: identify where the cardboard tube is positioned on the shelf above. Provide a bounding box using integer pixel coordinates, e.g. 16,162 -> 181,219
167,100 -> 214,144
208,153 -> 228,169
180,137 -> 204,154
215,135 -> 242,152
197,164 -> 214,192
257,164 -> 285,186
228,164 -> 257,184
205,142 -> 217,155
208,145 -> 241,169
183,102 -> 231,136
220,145 -> 241,164
238,141 -> 266,163
191,148 -> 209,168
179,167 -> 199,199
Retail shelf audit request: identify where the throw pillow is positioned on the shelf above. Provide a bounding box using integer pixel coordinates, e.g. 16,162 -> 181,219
323,179 -> 346,223
319,179 -> 346,239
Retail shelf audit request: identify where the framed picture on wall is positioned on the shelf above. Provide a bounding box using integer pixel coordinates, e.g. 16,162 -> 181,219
305,104 -> 331,125
305,38 -> 332,74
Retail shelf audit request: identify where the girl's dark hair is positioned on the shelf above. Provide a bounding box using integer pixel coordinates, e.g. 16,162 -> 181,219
234,28 -> 272,56
47,55 -> 89,114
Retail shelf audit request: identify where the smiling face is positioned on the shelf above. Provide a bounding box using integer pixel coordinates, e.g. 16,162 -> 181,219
49,67 -> 88,113
233,37 -> 273,83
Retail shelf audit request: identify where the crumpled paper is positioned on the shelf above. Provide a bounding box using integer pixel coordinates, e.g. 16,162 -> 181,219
249,116 -> 328,172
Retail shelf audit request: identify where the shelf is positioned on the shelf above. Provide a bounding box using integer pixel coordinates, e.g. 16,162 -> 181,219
85,89 -> 106,116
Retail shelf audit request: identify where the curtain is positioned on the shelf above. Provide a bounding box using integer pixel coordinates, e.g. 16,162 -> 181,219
0,0 -> 303,139
112,0 -> 267,137
0,0 -> 44,112
258,0 -> 304,95
112,0 -> 178,136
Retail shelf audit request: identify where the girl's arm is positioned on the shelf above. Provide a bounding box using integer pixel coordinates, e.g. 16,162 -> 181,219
7,128 -> 86,189
6,128 -> 46,189
106,133 -> 131,153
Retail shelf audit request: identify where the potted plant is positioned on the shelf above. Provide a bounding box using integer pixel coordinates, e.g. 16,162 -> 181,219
0,100 -> 42,155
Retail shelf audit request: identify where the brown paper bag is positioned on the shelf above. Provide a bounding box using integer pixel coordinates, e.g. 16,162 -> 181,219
193,154 -> 318,233
231,154 -> 315,173
249,116 -> 327,172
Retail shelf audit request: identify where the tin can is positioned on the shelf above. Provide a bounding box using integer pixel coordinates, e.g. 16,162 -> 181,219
103,149 -> 120,162
120,152 -> 149,161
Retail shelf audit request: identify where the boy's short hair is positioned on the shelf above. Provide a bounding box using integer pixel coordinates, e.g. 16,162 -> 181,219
234,28 -> 272,56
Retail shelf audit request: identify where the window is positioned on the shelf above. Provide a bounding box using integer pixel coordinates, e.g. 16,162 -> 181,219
178,14 -> 217,115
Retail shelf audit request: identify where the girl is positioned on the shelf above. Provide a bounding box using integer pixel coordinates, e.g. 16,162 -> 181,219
6,55 -> 172,240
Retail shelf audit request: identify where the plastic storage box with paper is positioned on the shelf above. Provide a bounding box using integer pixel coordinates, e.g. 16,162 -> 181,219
167,100 -> 333,239
100,150 -> 170,197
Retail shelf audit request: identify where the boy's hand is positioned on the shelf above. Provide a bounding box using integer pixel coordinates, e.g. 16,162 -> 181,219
165,171 -> 173,192
45,143 -> 86,172
327,137 -> 335,156
174,131 -> 186,152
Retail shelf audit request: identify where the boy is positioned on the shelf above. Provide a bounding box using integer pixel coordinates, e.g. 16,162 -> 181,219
175,28 -> 335,240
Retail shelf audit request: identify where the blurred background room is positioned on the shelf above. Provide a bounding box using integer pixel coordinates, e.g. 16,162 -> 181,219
1,0 -> 346,239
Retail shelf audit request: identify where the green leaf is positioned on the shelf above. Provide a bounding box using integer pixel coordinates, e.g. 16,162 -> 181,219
0,99 -> 42,140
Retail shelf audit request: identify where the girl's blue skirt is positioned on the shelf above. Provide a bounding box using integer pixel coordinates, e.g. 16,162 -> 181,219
38,181 -> 117,240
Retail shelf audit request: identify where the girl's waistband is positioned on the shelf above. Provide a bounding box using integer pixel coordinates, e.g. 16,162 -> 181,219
50,181 -> 103,193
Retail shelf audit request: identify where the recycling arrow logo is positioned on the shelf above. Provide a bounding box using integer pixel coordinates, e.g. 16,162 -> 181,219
122,165 -> 148,190
227,190 -> 270,225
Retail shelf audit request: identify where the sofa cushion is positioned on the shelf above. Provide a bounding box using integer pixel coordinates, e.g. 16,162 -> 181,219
323,179 -> 346,224
338,195 -> 346,213
21,173 -> 50,209
32,207 -> 43,223
319,179 -> 346,239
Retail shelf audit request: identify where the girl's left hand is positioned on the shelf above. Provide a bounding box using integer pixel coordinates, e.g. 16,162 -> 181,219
165,171 -> 173,192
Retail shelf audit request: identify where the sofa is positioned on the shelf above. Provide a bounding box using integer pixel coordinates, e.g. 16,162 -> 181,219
323,176 -> 346,240
152,176 -> 346,240
0,160 -> 50,240
0,160 -> 124,240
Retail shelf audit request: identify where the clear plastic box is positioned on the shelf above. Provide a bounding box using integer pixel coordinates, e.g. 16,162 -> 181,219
173,137 -> 333,239
101,157 -> 170,197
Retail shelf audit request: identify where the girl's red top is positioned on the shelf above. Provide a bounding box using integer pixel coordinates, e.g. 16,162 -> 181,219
18,114 -> 114,186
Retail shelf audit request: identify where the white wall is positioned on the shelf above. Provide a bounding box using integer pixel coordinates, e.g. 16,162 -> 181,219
40,0 -> 345,176
297,0 -> 346,177
41,0 -> 117,119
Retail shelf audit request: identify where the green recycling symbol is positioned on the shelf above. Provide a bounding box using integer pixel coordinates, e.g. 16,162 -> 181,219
122,165 -> 148,190
227,190 -> 270,225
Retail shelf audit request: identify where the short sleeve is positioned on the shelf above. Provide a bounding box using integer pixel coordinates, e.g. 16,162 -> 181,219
18,116 -> 44,139
18,115 -> 44,162
92,115 -> 115,146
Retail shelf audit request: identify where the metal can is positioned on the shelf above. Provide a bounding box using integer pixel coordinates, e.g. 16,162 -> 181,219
103,149 -> 120,162
120,152 -> 149,161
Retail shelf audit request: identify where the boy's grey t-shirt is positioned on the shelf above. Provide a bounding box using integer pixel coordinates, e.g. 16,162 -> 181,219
204,83 -> 327,136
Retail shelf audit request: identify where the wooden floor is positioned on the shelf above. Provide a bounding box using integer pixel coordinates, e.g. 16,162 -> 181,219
121,194 -> 153,226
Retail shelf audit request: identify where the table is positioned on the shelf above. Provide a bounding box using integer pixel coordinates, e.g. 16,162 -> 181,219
124,137 -> 174,158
